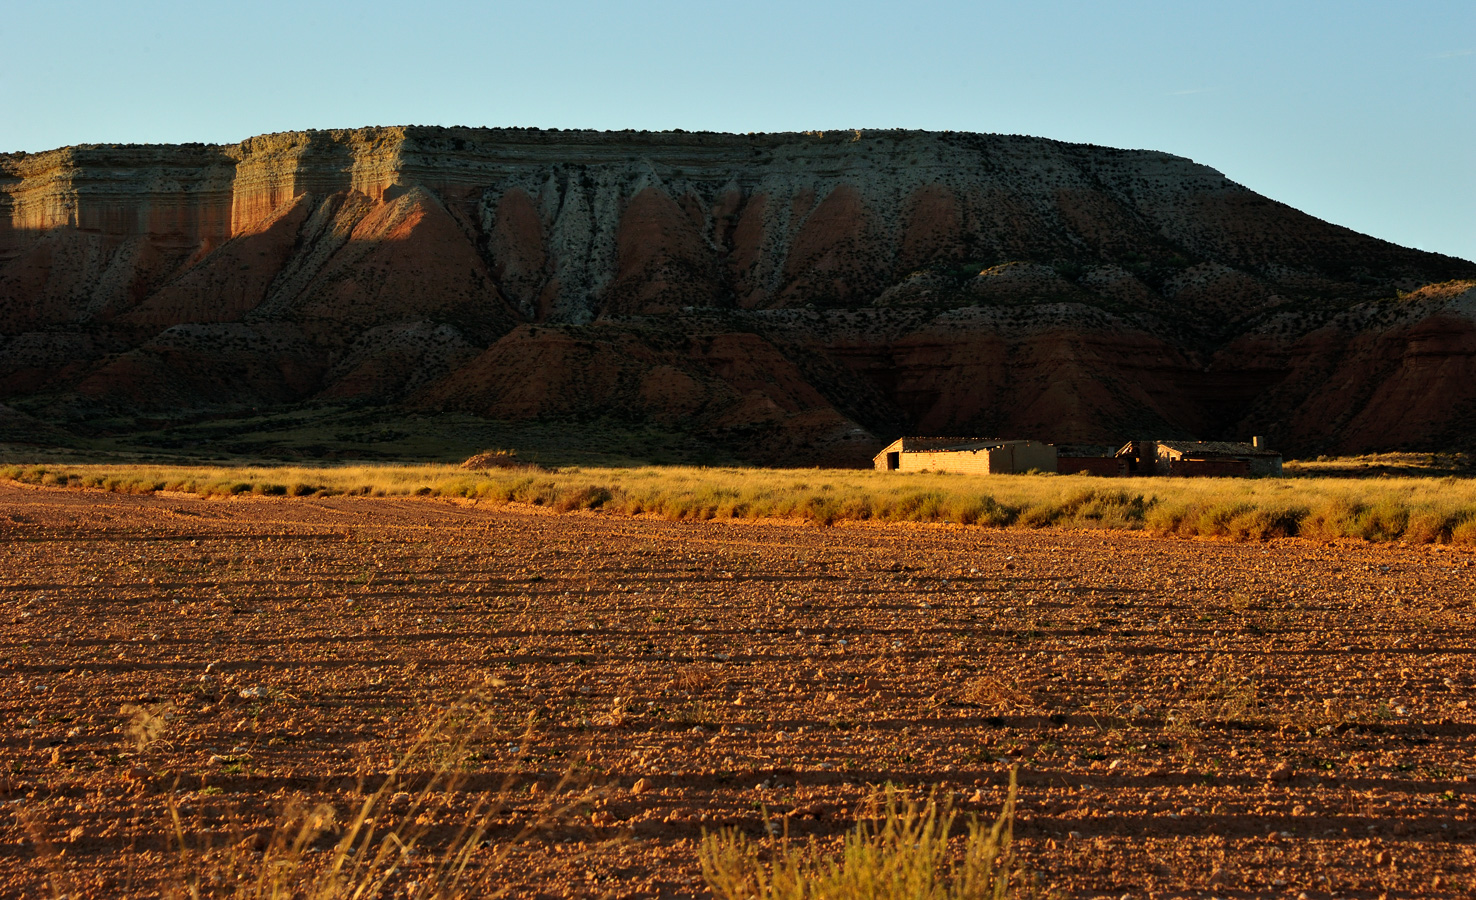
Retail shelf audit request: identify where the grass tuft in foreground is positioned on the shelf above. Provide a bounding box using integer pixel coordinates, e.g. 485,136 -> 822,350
700,771 -> 1045,900
165,690 -> 592,900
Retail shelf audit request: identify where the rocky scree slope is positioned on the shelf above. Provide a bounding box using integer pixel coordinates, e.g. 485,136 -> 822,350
2,126 -> 1473,463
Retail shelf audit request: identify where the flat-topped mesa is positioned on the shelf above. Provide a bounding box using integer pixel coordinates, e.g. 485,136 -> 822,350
227,128 -> 407,234
3,127 -> 1476,461
1,144 -> 237,250
0,126 -> 1255,245
4,127 -> 1463,315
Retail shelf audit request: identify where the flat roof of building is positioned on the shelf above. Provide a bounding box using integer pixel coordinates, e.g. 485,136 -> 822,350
1119,440 -> 1280,457
879,437 -> 1044,454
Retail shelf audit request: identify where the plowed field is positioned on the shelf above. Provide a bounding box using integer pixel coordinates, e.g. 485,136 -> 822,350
2,484 -> 1474,898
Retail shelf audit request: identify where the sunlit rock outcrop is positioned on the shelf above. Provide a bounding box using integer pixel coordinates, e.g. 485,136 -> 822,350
2,127 -> 1474,461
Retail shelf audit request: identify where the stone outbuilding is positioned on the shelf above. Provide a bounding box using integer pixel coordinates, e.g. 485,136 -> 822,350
873,437 -> 1058,474
1115,438 -> 1283,477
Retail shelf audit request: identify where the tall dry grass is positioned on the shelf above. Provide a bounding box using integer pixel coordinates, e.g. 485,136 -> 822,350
700,771 -> 1043,900
6,461 -> 1476,544
165,690 -> 597,900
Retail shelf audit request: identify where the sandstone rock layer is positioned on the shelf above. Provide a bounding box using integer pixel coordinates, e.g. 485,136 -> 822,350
3,127 -> 1474,460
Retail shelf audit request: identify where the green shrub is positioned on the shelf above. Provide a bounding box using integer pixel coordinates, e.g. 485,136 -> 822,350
1401,511 -> 1458,544
554,485 -> 614,511
1353,499 -> 1410,542
1452,517 -> 1476,545
1058,489 -> 1149,528
955,495 -> 1018,527
1016,504 -> 1060,528
1145,501 -> 1190,535
1303,498 -> 1359,540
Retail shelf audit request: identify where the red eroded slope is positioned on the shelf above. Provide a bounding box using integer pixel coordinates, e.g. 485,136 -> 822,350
287,188 -> 520,340
1222,284 -> 1476,453
487,188 -> 552,319
0,229 -> 188,330
418,324 -> 877,464
74,324 -> 324,409
602,187 -> 723,315
122,194 -> 318,327
779,186 -> 881,307
896,185 -> 965,274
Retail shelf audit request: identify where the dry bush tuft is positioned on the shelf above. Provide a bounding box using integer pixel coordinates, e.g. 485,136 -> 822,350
959,677 -> 1034,712
460,450 -> 545,472
700,771 -> 1045,900
167,692 -> 597,900
1183,677 -> 1264,725
120,701 -> 175,752
676,665 -> 715,693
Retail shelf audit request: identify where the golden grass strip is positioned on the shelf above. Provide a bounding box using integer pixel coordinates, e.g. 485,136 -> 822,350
6,462 -> 1476,544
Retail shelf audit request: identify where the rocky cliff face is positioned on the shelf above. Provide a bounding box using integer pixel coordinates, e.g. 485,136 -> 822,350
3,126 -> 1474,461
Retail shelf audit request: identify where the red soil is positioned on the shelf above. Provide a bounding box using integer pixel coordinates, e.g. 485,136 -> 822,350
1,485 -> 1474,897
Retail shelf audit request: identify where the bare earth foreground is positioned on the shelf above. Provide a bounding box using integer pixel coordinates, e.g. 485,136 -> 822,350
2,484 -> 1475,898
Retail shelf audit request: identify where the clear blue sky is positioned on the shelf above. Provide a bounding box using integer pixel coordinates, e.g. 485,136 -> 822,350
5,0 -> 1472,261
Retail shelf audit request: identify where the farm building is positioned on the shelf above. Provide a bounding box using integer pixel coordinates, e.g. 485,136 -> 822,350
1115,439 -> 1283,477
873,437 -> 1058,474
